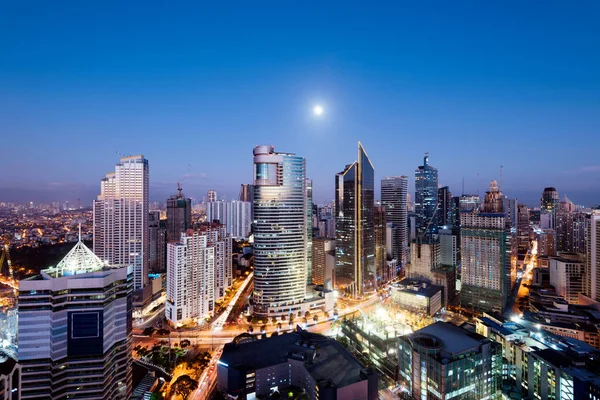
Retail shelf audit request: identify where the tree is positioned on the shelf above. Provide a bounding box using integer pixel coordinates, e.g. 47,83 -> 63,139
305,310 -> 310,318
313,314 -> 318,323
248,325 -> 254,333
297,311 -> 302,317
171,375 -> 198,399
277,323 -> 282,330
260,325 -> 266,333
271,316 -> 278,324
142,327 -> 155,336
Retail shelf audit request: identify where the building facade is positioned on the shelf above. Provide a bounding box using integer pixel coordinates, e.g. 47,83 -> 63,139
252,145 -> 308,316
549,255 -> 585,304
414,153 -> 439,240
166,185 -> 192,243
206,201 -> 252,239
312,238 -> 335,287
166,225 -> 232,326
381,176 -> 408,267
586,211 -> 600,302
335,142 -> 375,297
18,239 -> 133,400
93,155 -> 149,291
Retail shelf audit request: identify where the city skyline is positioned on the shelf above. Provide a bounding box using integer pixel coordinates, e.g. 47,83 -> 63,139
2,2 -> 600,207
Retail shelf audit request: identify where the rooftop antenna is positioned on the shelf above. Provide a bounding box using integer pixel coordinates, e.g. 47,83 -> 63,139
176,182 -> 183,198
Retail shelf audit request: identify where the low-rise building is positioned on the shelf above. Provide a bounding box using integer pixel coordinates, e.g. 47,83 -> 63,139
0,352 -> 19,400
390,280 -> 442,316
217,329 -> 378,400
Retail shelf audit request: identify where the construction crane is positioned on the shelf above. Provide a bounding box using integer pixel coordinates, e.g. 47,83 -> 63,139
0,236 -> 17,295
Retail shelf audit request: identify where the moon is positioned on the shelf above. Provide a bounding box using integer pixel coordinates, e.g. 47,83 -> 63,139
313,105 -> 324,116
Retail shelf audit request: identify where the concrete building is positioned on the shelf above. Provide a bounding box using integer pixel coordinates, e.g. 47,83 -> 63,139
206,201 -> 252,239
148,210 -> 166,273
93,155 -> 149,290
536,228 -> 556,258
217,330 -> 378,400
461,181 -> 512,314
398,322 -> 497,400
335,142 -> 375,297
374,204 -> 388,283
390,280 -> 442,316
207,190 -> 217,202
407,241 -> 456,307
549,255 -> 585,304
253,146 -> 309,316
381,176 -> 408,267
166,184 -> 192,243
541,187 -> 559,229
18,238 -> 132,399
312,238 -> 335,287
166,224 -> 232,326
517,203 -> 530,255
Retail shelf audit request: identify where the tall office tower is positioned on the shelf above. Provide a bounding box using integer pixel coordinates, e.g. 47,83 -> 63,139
381,176 -> 408,267
166,231 -> 214,326
335,142 -> 375,297
502,196 -> 518,228
206,201 -> 252,239
239,183 -> 255,222
252,145 -> 308,316
398,322 -> 497,400
541,187 -> 559,229
93,155 -> 149,291
536,229 -> 556,257
19,238 -> 132,399
414,153 -> 439,240
585,211 -> 600,301
517,204 -> 530,254
306,178 -> 313,285
556,195 -> 582,253
166,184 -> 192,243
312,238 -> 335,287
461,181 -> 509,314
406,193 -> 413,212
207,190 -> 217,202
148,210 -> 161,272
437,186 -> 452,227
374,204 -> 388,282
201,223 -> 233,300
573,211 -> 587,254
238,184 -> 254,202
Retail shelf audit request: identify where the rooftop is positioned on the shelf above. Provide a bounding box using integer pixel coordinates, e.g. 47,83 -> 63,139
392,280 -> 443,298
405,321 -> 488,359
220,328 -> 371,388
43,233 -> 106,278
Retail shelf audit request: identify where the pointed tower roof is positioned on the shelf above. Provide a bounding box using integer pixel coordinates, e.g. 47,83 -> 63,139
52,226 -> 105,277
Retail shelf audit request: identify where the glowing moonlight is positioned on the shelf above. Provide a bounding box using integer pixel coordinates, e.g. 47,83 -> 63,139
313,105 -> 324,116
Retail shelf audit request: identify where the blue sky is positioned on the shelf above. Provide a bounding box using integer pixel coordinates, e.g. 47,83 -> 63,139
1,1 -> 599,206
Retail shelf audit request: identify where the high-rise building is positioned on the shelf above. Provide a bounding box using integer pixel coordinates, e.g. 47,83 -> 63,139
517,204 -> 530,254
335,142 -> 375,297
414,153 -> 439,240
0,353 -> 19,400
165,224 -> 232,326
206,200 -> 252,239
207,190 -> 217,202
374,204 -> 388,282
586,211 -> 600,302
166,184 -> 192,243
502,196 -> 518,228
252,145 -> 308,316
536,228 -> 556,258
398,322 -> 498,400
148,210 -> 165,273
461,181 -> 510,314
541,187 -> 559,229
238,184 -> 254,202
306,178 -> 313,285
556,195 -> 580,253
437,186 -> 452,228
381,176 -> 408,266
93,155 -> 149,291
18,238 -> 133,399
312,238 -> 335,287
458,194 -> 481,211
549,255 -> 585,304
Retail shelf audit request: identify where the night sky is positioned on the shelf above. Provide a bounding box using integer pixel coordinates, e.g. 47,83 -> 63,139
2,2 -> 599,207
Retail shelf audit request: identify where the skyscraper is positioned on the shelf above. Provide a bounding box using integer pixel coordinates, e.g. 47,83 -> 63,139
166,223 -> 232,326
312,237 -> 335,287
414,153 -> 439,240
381,176 -> 408,267
374,204 -> 388,282
461,181 -> 511,314
238,184 -> 254,202
437,186 -> 452,228
306,178 -> 313,285
93,155 -> 149,291
18,237 -> 133,399
585,211 -> 600,302
517,204 -> 530,254
207,190 -> 217,202
148,210 -> 164,273
335,142 -> 375,297
541,187 -> 559,229
166,184 -> 192,243
252,145 -> 308,316
206,200 -> 252,239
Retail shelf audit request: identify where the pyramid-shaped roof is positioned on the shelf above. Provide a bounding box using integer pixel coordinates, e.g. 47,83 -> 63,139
55,239 -> 105,276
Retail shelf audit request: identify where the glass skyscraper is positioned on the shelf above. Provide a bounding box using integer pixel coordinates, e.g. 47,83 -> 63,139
381,176 -> 408,267
415,153 -> 439,241
335,142 -> 375,297
252,145 -> 308,316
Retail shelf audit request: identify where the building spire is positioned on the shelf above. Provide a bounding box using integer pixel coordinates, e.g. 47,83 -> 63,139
78,223 -> 82,242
